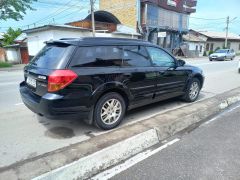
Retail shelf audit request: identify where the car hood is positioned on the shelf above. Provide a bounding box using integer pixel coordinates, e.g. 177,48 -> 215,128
210,53 -> 226,57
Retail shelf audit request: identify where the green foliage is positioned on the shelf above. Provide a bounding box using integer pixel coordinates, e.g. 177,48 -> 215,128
2,27 -> 22,46
208,50 -> 214,55
0,61 -> 12,68
0,0 -> 37,21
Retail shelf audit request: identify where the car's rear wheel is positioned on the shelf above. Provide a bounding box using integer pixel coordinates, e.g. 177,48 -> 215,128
182,78 -> 201,102
94,92 -> 126,130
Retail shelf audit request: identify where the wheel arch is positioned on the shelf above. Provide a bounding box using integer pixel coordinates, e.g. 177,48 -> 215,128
193,74 -> 204,89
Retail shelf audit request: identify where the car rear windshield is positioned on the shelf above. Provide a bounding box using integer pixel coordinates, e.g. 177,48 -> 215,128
29,43 -> 74,69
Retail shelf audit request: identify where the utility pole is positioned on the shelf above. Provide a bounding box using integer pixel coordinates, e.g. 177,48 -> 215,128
225,16 -> 229,48
90,0 -> 95,37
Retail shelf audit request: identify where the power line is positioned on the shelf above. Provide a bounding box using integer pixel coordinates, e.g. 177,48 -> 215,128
190,17 -> 226,21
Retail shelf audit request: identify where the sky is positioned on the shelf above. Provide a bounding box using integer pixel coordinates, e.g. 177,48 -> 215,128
0,0 -> 240,35
189,0 -> 240,35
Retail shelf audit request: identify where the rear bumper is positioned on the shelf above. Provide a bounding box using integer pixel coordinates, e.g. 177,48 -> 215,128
209,56 -> 225,61
19,82 -> 93,122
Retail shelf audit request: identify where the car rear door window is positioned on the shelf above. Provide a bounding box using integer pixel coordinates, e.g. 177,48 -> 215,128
30,43 -> 73,69
122,46 -> 151,67
70,46 -> 122,67
146,47 -> 176,67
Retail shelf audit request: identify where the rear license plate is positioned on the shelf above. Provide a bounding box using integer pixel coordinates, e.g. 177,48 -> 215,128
26,77 -> 36,88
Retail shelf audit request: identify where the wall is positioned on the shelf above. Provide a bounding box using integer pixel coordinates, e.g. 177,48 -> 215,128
26,28 -> 138,57
187,42 -> 205,57
206,40 -> 240,53
5,48 -> 21,63
0,48 -> 6,62
146,4 -> 189,32
27,30 -> 54,57
100,0 -> 137,29
26,29 -> 92,56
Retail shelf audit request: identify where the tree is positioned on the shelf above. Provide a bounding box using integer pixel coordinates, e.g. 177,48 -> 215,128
2,27 -> 22,46
0,0 -> 37,21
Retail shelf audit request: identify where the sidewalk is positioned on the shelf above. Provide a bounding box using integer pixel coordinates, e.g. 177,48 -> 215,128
0,64 -> 25,72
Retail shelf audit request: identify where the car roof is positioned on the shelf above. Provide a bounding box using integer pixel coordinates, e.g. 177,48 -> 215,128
47,37 -> 157,47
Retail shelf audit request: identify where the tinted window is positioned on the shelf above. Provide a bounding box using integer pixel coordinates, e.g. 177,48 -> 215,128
146,47 -> 175,67
122,46 -> 151,67
70,46 -> 122,67
30,44 -> 72,69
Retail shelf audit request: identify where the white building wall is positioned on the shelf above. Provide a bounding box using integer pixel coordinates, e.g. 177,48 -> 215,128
188,42 -> 205,57
231,42 -> 240,53
26,29 -> 139,57
5,48 -> 21,63
52,29 -> 91,40
27,30 -> 54,56
206,41 -> 240,53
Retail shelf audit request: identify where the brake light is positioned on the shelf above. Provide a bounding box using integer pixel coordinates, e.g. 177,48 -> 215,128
48,70 -> 77,92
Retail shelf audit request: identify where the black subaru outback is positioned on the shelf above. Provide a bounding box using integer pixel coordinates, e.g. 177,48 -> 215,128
20,37 -> 204,130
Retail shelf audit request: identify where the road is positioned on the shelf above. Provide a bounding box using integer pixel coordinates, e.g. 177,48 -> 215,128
0,57 -> 240,168
109,103 -> 240,180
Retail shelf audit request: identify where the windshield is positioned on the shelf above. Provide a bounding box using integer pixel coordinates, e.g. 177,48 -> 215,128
215,49 -> 228,53
30,44 -> 73,69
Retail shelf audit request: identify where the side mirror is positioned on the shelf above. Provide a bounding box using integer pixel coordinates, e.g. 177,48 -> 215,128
177,59 -> 186,67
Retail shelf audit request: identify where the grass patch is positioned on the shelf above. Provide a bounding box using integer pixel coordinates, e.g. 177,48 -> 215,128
236,53 -> 240,56
0,62 -> 12,68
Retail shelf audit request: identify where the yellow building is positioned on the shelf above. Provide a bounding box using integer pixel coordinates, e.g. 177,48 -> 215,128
99,0 -> 139,29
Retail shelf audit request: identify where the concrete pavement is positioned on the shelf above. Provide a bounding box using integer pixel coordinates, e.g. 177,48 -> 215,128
0,57 -> 240,172
111,103 -> 240,180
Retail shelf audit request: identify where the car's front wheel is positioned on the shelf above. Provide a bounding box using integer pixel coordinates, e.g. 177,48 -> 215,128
94,92 -> 126,130
182,78 -> 201,102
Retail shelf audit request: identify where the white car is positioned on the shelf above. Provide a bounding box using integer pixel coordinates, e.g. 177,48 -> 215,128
209,49 -> 236,61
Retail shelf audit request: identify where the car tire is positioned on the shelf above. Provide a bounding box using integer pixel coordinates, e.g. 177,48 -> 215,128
94,92 -> 126,130
182,78 -> 201,102
209,59 -> 212,61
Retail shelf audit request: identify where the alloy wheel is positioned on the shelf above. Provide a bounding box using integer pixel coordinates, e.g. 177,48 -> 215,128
100,98 -> 122,125
189,82 -> 199,100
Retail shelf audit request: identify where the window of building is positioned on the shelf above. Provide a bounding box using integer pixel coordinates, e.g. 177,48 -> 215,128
206,43 -> 209,51
70,46 -> 122,67
146,47 -> 175,67
122,46 -> 151,67
200,45 -> 203,52
196,45 -> 198,51
210,43 -> 214,51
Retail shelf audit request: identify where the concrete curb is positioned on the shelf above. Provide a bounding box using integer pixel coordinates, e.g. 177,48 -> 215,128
0,87 -> 240,180
33,129 -> 159,180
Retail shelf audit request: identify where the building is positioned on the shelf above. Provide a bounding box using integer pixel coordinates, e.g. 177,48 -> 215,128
0,33 -> 6,62
100,0 -> 197,52
24,17 -> 140,57
191,30 -> 240,54
182,30 -> 207,57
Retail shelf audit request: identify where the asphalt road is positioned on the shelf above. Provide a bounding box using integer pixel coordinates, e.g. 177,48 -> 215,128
0,57 -> 240,168
111,103 -> 240,180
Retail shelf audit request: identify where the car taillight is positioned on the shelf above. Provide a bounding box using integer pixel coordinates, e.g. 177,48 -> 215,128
48,70 -> 77,92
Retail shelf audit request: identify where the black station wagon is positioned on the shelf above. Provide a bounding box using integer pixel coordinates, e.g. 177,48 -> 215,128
20,38 -> 204,130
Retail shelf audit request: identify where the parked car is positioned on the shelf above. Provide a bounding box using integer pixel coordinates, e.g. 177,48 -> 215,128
20,38 -> 204,130
238,60 -> 240,73
209,49 -> 235,61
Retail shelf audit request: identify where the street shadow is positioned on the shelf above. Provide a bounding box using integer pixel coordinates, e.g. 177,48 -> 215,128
36,92 -> 208,139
